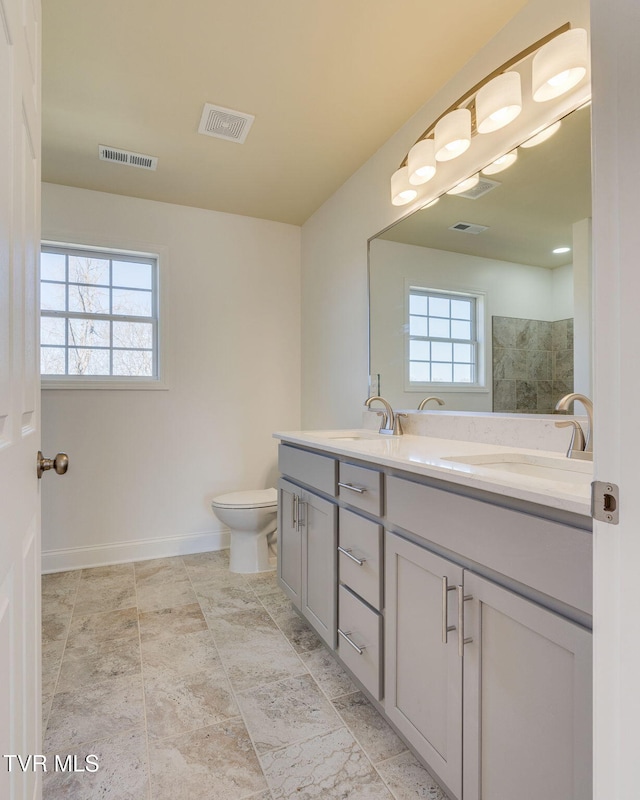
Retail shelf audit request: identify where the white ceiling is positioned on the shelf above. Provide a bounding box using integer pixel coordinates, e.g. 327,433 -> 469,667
42,0 -> 529,226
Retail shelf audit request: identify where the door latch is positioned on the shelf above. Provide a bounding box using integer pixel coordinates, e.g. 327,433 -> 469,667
591,481 -> 619,524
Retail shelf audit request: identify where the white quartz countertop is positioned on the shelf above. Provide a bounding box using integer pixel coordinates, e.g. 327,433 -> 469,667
273,429 -> 592,518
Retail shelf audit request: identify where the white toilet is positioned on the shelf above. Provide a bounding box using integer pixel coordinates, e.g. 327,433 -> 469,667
210,487 -> 278,574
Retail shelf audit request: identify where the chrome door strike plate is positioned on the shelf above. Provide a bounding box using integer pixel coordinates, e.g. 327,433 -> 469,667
591,481 -> 619,524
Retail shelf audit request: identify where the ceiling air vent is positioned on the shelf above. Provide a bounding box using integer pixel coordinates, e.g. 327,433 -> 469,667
197,103 -> 255,144
455,177 -> 501,200
99,145 -> 158,171
449,222 -> 489,235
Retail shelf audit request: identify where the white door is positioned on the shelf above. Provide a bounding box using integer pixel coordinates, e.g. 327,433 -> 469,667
1,0 -> 42,797
590,0 -> 640,797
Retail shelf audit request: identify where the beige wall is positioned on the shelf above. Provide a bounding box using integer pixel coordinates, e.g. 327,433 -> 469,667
300,0 -> 589,429
41,183 -> 301,570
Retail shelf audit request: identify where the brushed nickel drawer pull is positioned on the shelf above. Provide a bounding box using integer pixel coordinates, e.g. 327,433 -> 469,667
338,546 -> 366,566
338,628 -> 365,655
338,482 -> 367,494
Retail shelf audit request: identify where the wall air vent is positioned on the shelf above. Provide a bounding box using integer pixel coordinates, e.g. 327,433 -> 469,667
449,222 -> 490,234
197,103 -> 255,144
455,177 -> 501,200
99,145 -> 158,171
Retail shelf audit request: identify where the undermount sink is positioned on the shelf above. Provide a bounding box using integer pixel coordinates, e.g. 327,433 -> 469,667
441,452 -> 592,485
325,433 -> 381,441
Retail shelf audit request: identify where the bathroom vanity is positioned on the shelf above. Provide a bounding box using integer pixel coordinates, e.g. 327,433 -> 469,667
274,428 -> 592,800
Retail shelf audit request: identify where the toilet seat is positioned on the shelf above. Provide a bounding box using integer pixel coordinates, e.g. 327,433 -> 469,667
211,487 -> 277,510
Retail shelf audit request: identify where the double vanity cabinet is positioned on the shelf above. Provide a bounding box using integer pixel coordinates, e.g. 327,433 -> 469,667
276,433 -> 592,800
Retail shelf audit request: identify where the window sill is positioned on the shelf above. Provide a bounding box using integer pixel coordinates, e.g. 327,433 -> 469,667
42,378 -> 169,391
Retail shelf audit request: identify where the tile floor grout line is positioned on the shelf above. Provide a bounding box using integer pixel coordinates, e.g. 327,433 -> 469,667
133,560 -> 154,800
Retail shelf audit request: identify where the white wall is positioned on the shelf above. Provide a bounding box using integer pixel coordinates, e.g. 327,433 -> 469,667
300,0 -> 589,429
370,238 -> 571,410
41,184 -> 301,571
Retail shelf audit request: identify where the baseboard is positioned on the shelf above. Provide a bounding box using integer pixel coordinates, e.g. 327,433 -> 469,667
41,529 -> 231,574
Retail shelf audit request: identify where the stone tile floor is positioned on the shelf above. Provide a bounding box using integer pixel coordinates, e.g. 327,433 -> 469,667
42,550 -> 448,799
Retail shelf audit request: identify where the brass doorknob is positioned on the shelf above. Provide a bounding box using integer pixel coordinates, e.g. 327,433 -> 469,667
37,451 -> 69,479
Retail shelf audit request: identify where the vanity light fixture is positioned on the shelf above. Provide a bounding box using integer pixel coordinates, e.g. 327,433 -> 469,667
435,108 -> 472,162
391,167 -> 418,206
446,173 -> 480,195
390,24 -> 589,206
519,120 -> 562,148
422,197 -> 440,209
482,150 -> 518,175
532,28 -> 588,102
553,246 -> 571,254
476,72 -> 522,133
408,138 -> 436,185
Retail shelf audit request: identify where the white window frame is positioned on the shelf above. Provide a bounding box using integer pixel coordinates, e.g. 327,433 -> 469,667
404,285 -> 487,392
40,241 -> 169,390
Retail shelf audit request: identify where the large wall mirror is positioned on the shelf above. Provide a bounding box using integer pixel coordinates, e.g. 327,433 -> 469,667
369,102 -> 592,413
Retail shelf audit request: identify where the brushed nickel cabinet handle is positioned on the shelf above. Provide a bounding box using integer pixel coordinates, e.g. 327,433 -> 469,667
457,584 -> 473,657
338,482 -> 367,494
442,576 -> 456,643
337,546 -> 366,566
338,628 -> 365,655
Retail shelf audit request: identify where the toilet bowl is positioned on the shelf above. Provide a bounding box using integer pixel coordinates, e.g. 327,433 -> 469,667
211,487 -> 278,574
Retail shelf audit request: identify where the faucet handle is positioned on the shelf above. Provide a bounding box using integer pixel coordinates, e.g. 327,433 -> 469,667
555,419 -> 587,458
394,413 -> 408,435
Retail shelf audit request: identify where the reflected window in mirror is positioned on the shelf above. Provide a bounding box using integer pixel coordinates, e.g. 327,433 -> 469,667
408,287 -> 482,388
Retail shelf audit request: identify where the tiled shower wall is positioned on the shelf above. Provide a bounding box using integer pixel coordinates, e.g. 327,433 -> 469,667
492,316 -> 574,413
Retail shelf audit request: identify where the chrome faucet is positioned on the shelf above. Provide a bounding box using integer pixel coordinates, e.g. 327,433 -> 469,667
364,396 -> 406,435
554,393 -> 593,460
418,396 -> 445,411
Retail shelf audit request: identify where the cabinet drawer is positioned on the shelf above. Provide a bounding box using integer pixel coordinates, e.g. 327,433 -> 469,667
279,444 -> 337,496
339,509 -> 383,610
338,584 -> 382,700
338,462 -> 383,516
386,475 -> 592,616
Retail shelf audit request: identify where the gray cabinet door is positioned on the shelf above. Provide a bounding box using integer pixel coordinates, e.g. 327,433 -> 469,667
301,489 -> 337,648
385,532 -> 463,799
277,479 -> 302,608
462,571 -> 592,800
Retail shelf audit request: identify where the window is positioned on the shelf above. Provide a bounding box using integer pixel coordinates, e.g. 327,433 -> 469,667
40,245 -> 159,382
408,287 -> 481,386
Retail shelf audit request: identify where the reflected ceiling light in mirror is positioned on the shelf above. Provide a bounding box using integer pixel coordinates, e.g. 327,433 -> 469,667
482,150 -> 518,175
408,139 -> 436,185
520,120 -> 562,148
532,28 -> 588,102
476,72 -> 522,133
435,109 -> 471,162
391,167 -> 418,206
446,173 -> 480,195
553,246 -> 571,254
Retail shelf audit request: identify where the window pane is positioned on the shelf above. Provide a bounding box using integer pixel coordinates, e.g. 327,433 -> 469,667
451,299 -> 472,320
112,288 -> 152,317
432,362 -> 453,382
454,363 -> 473,383
41,282 -> 66,311
68,256 -> 110,286
431,342 -> 452,362
69,318 -> 110,348
113,321 -> 153,349
112,260 -> 152,290
410,362 -> 431,382
112,350 -> 153,377
429,318 -> 450,338
68,348 -> 110,376
410,316 -> 428,337
454,343 -> 472,363
41,347 -> 66,374
409,340 -> 430,361
69,284 -> 110,314
429,297 -> 450,317
41,316 -> 66,345
451,319 -> 471,340
41,252 -> 65,281
409,294 -> 428,315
